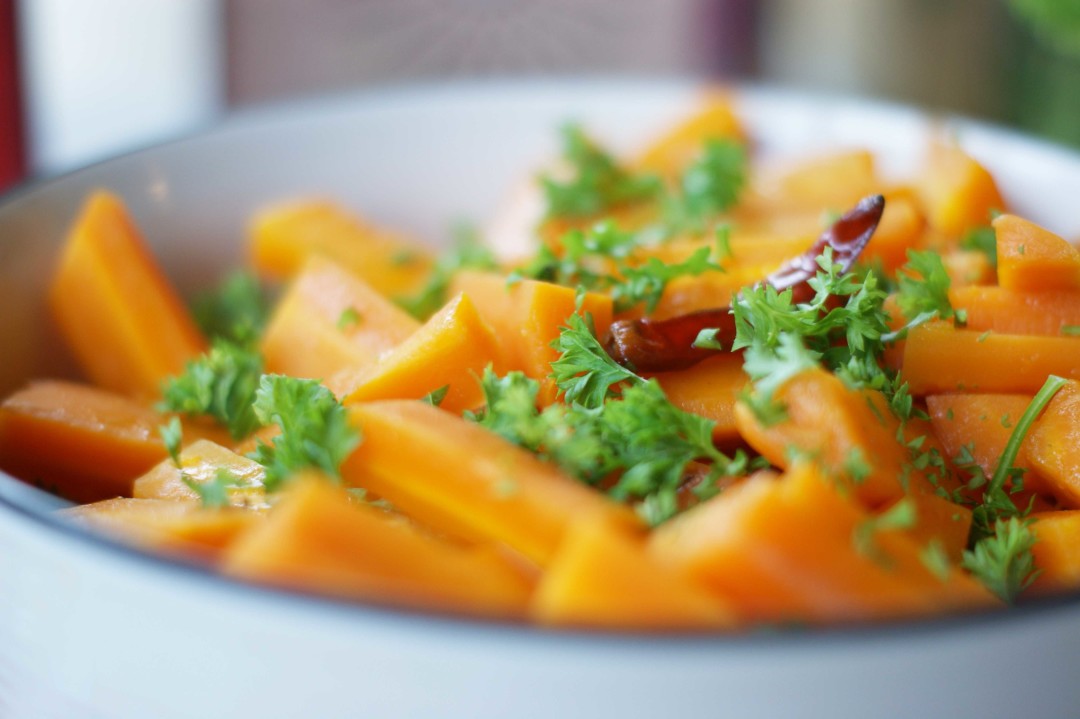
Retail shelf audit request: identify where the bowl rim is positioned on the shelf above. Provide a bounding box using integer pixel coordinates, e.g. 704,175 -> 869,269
3,76 -> 1079,646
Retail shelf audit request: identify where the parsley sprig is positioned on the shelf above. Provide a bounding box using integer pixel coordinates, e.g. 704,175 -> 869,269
397,223 -> 497,320
160,340 -> 264,440
192,271 -> 270,346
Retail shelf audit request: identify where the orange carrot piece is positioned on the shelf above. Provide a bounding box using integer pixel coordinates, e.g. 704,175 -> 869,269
447,271 -> 613,380
49,191 -> 206,398
995,214 -> 1080,293
861,193 -> 926,272
926,393 -> 1046,494
1028,510 -> 1080,594
344,400 -> 641,565
531,518 -> 736,630
916,143 -> 1004,239
335,293 -> 501,413
649,462 -> 997,623
132,439 -> 267,508
63,498 -> 261,556
248,200 -> 433,297
1025,381 -> 1080,508
951,286 -> 1080,336
0,380 -> 170,503
649,354 -> 746,442
734,367 -> 917,508
770,149 -> 880,211
223,474 -> 534,617
635,91 -> 746,178
901,321 -> 1080,395
261,256 -> 419,381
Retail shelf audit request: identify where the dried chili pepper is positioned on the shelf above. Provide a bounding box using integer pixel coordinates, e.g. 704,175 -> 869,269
604,194 -> 885,372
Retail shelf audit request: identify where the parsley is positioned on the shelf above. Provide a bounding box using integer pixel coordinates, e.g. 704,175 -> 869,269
192,272 -> 269,346
665,139 -> 747,233
421,385 -> 450,407
853,497 -> 917,568
962,517 -> 1040,603
396,223 -> 496,320
1061,325 -> 1080,336
692,327 -> 725,350
160,340 -> 264,440
739,333 -> 821,426
550,312 -> 643,408
540,124 -> 662,218
248,375 -> 361,491
611,247 -> 722,313
471,366 -> 747,526
920,540 -> 953,582
960,225 -> 997,268
160,417 -> 184,467
895,250 -> 966,326
337,307 -> 361,331
183,468 -> 242,509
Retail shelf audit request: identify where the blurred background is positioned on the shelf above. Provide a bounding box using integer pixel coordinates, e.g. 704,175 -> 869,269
1,0 -> 1079,191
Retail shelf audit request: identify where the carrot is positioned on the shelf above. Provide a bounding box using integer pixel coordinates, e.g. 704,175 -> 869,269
901,321 -> 1080,395
531,518 -> 736,630
0,380 -> 170,503
649,354 -> 746,442
49,191 -> 206,398
344,400 -> 641,565
950,286 -> 1080,336
995,214 -> 1080,293
223,474 -> 534,617
248,200 -> 433,297
1024,380 -> 1080,508
132,439 -> 267,508
261,256 -> 419,381
1028,510 -> 1080,594
649,462 -> 997,623
635,91 -> 746,178
334,293 -> 501,413
915,143 -> 1004,239
448,270 -> 612,380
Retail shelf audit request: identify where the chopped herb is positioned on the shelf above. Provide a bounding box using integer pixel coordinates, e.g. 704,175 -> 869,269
1061,324 -> 1080,336
960,225 -> 997,268
920,539 -> 953,582
391,249 -> 419,267
843,447 -> 873,485
160,340 -> 264,440
1000,413 -> 1013,429
183,468 -> 241,509
1019,244 -> 1026,255
550,312 -> 643,409
192,272 -> 269,346
962,517 -> 1040,603
160,417 -> 184,468
665,139 -> 746,232
540,124 -> 662,218
337,307 -> 361,331
611,246 -> 722,313
692,327 -> 725,351
714,225 -> 733,263
853,497 -> 918,568
978,330 -> 992,343
895,250 -> 966,326
249,375 -> 361,491
421,385 -> 450,407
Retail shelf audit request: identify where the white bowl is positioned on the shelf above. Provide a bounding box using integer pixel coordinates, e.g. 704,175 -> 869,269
2,80 -> 1079,719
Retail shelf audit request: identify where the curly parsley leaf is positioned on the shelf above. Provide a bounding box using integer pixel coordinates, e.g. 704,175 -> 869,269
249,375 -> 360,491
960,225 -> 998,268
895,250 -> 966,326
611,247 -> 722,314
962,517 -> 1040,603
160,340 -> 264,440
193,272 -> 270,346
541,124 -> 662,218
183,468 -> 242,510
550,312 -> 643,409
665,138 -> 747,233
397,223 -> 496,320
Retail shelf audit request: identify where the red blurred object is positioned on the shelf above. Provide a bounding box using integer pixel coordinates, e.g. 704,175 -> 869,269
0,0 -> 24,190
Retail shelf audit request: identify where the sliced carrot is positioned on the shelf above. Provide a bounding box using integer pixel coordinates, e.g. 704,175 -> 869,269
1028,510 -> 1080,594
649,354 -> 746,442
447,271 -> 612,380
951,286 -> 1080,336
248,200 -> 433,297
223,474 -> 533,617
649,462 -> 997,623
261,256 -> 419,381
1024,381 -> 1080,508
770,149 -> 880,212
344,400 -> 641,565
335,293 -> 501,413
132,439 -> 267,508
901,321 -> 1080,395
531,518 -> 736,630
926,393 -> 1046,495
49,191 -> 206,398
995,214 -> 1080,293
915,143 -> 1004,239
63,498 -> 260,556
0,380 -> 169,503
635,90 -> 746,178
